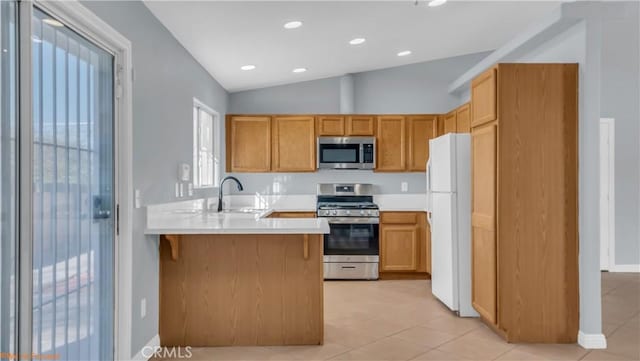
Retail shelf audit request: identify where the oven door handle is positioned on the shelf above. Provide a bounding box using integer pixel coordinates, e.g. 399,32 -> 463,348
325,217 -> 379,224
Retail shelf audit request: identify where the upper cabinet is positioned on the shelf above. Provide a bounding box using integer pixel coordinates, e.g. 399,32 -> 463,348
316,116 -> 345,136
436,115 -> 445,137
226,113 -> 436,173
316,115 -> 375,136
346,116 -> 375,136
443,111 -> 457,135
226,116 -> 271,172
456,103 -> 471,133
272,116 -> 316,172
471,67 -> 497,127
376,116 -> 406,172
406,115 -> 437,172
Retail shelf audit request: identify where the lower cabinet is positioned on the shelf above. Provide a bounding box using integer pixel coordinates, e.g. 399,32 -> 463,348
381,224 -> 418,271
380,212 -> 430,276
268,211 -> 316,218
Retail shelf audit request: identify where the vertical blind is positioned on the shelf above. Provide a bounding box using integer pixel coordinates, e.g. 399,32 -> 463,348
31,8 -> 114,361
0,0 -> 18,357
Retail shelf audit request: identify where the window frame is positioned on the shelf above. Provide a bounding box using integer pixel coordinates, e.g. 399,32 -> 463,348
192,98 -> 220,189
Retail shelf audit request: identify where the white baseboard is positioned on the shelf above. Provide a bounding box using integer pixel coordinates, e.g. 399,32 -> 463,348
578,331 -> 607,349
132,334 -> 160,361
610,264 -> 640,273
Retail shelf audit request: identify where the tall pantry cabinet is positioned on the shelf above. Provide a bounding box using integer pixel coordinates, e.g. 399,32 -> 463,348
470,64 -> 579,343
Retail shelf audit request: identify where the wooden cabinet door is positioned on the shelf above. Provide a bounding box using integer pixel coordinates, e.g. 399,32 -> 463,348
269,212 -> 316,218
381,224 -> 418,271
227,116 -> 271,172
443,111 -> 457,135
471,68 -> 497,127
436,116 -> 445,137
471,122 -> 498,324
406,115 -> 437,171
376,116 -> 406,171
346,116 -> 375,136
272,116 -> 316,172
456,103 -> 471,133
316,116 -> 345,136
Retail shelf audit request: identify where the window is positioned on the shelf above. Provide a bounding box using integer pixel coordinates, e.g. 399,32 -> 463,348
193,99 -> 220,188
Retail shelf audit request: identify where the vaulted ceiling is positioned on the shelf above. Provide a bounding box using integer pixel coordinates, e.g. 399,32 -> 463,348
144,1 -> 560,92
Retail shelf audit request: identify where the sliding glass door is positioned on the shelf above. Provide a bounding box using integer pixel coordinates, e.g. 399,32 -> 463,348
31,7 -> 115,360
0,0 -> 18,357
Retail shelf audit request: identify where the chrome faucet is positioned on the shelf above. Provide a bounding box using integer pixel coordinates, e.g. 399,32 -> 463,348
218,176 -> 244,212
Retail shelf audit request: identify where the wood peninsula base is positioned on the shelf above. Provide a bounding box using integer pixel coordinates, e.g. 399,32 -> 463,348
159,233 -> 324,347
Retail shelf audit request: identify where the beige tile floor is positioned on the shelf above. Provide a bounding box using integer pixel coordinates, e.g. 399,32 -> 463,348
159,272 -> 639,361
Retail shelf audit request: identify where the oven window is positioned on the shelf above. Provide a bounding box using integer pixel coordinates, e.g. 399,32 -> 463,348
324,224 -> 379,255
320,144 -> 360,163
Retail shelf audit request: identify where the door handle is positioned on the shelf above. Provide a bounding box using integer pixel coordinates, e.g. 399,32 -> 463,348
93,196 -> 112,219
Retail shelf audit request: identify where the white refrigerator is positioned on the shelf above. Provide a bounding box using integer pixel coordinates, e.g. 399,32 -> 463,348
426,133 -> 478,317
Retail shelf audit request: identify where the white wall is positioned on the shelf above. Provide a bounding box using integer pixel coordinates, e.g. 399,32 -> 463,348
600,2 -> 640,267
228,77 -> 341,114
353,53 -> 488,114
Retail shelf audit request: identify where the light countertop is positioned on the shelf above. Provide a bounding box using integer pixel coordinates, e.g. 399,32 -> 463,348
145,206 -> 329,235
144,193 -> 427,235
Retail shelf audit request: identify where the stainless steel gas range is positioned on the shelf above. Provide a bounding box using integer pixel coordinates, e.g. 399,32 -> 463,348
317,183 -> 379,280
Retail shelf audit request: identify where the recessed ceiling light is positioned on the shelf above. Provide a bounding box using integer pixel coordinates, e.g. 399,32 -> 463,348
349,38 -> 366,45
293,68 -> 307,73
240,65 -> 256,71
43,18 -> 64,27
397,50 -> 412,57
284,21 -> 303,29
428,0 -> 447,7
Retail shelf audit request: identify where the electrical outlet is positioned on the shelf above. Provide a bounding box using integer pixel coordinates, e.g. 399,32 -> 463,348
401,182 -> 408,192
140,298 -> 147,319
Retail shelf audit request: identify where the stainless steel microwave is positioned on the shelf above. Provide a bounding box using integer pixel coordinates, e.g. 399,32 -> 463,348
317,137 -> 376,170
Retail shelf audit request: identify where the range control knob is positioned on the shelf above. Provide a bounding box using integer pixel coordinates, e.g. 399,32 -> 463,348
346,210 -> 351,215
331,210 -> 337,216
360,210 -> 365,215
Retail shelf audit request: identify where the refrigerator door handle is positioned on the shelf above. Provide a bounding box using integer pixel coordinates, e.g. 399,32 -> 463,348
426,158 -> 431,193
426,158 -> 432,220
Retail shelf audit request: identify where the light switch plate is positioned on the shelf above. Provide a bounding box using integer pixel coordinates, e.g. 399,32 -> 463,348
401,182 -> 408,192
